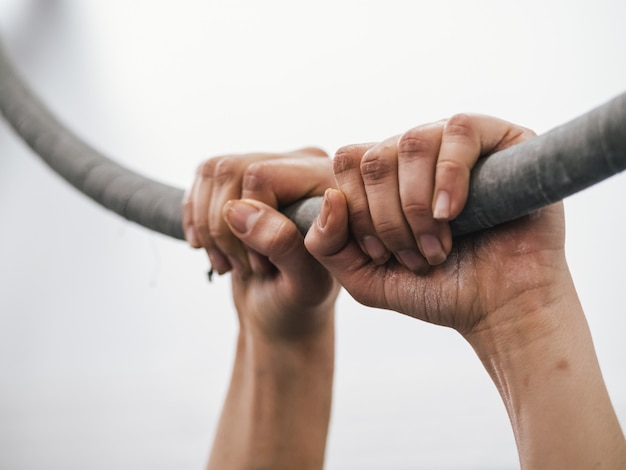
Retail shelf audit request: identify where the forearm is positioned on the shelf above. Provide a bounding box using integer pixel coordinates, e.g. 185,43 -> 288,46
466,276 -> 626,469
207,312 -> 335,470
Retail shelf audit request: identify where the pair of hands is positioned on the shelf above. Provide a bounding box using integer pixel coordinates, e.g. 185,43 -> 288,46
182,114 -> 566,343
184,117 -> 626,469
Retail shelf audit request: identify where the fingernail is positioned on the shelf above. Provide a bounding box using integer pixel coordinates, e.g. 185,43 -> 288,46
318,190 -> 332,229
397,249 -> 425,272
433,190 -> 450,220
362,235 -> 387,262
226,202 -> 260,234
419,234 -> 447,265
185,226 -> 198,246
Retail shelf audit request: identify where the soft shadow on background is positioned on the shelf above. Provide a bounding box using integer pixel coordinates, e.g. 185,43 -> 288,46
1,1 -> 626,469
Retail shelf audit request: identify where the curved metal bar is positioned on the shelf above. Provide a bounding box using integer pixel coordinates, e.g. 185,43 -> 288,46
1,39 -> 626,240
0,40 -> 186,239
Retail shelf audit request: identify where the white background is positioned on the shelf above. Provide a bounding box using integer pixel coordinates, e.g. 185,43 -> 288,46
1,1 -> 626,468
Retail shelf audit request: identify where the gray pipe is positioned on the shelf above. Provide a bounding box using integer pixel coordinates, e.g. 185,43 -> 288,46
1,40 -> 625,240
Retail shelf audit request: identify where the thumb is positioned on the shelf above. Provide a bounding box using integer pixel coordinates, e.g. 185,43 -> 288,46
305,189 -> 376,290
223,199 -> 319,282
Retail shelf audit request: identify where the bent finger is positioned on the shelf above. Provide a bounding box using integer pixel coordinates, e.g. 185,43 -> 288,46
182,184 -> 201,248
333,143 -> 391,265
223,198 -> 328,298
305,189 -> 387,309
396,124 -> 450,267
241,156 -> 335,209
434,114 -> 536,221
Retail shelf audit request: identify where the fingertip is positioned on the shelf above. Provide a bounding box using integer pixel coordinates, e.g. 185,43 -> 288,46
206,248 -> 232,275
432,190 -> 451,221
305,188 -> 349,258
292,146 -> 329,158
433,166 -> 471,221
318,188 -> 347,230
418,234 -> 448,266
185,225 -> 201,248
317,189 -> 332,230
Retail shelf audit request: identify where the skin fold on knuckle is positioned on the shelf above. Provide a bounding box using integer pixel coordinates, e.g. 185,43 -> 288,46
372,218 -> 411,248
296,146 -> 328,158
398,128 -> 434,160
242,161 -> 271,194
443,113 -> 476,144
212,157 -> 239,186
196,158 -> 218,179
360,150 -> 394,185
333,145 -> 366,178
402,199 -> 433,221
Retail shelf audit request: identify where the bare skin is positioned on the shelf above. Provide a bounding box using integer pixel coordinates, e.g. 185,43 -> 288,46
305,115 -> 626,469
184,148 -> 339,470
184,116 -> 626,468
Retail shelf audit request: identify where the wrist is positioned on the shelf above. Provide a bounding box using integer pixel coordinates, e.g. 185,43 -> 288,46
463,266 -> 573,360
238,307 -> 335,371
464,275 -> 626,468
209,311 -> 335,470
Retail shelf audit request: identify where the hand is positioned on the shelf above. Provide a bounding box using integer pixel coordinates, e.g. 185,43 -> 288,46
186,150 -> 340,470
183,147 -> 339,341
304,114 -> 564,337
305,115 -> 626,469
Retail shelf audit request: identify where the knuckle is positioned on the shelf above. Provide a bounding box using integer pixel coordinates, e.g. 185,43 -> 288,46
242,161 -> 270,193
398,128 -> 432,157
520,126 -> 537,139
444,113 -> 475,140
196,158 -> 218,178
333,145 -> 362,176
402,200 -> 432,220
375,223 -> 410,249
213,157 -> 238,184
360,150 -> 394,183
298,146 -> 329,158
349,204 -> 374,228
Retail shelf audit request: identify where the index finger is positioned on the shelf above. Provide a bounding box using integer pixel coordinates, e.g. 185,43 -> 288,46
433,114 -> 536,221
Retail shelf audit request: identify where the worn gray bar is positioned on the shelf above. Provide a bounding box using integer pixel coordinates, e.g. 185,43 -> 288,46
1,40 -> 625,240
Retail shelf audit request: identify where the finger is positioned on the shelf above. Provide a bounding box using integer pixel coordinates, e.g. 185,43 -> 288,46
361,136 -> 431,272
208,149 -> 323,270
304,189 -> 350,257
192,159 -> 232,274
333,143 -> 391,265
241,156 -> 335,209
304,189 -> 387,309
182,185 -> 201,248
223,199 -> 327,294
433,114 -> 536,221
288,146 -> 329,158
396,123 -> 451,266
207,156 -> 254,272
